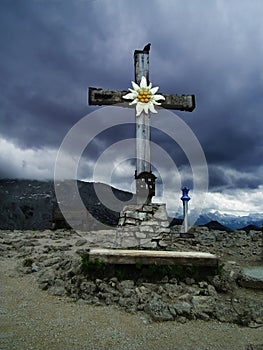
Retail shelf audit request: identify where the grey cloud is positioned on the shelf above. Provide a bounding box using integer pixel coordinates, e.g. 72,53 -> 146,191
0,0 -> 262,195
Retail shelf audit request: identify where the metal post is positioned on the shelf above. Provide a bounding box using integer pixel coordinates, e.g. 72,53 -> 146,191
180,187 -> 194,238
183,200 -> 189,232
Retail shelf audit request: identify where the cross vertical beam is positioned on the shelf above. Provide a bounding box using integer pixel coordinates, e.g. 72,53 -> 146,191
134,50 -> 149,83
134,50 -> 156,204
136,112 -> 151,174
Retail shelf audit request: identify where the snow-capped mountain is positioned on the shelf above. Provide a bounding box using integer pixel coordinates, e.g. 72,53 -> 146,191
195,210 -> 263,230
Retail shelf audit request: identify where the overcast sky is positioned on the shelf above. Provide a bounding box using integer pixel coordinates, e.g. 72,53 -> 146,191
0,0 -> 263,216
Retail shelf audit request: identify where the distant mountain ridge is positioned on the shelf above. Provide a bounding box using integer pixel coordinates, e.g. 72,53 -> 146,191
199,220 -> 232,232
0,179 -> 262,231
195,211 -> 263,230
0,179 -> 133,230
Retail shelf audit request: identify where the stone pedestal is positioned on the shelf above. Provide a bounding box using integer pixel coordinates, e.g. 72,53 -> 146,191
116,203 -> 170,248
77,204 -> 171,250
118,203 -> 170,229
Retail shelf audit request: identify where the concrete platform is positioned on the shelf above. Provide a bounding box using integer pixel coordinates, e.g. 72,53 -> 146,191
88,249 -> 219,267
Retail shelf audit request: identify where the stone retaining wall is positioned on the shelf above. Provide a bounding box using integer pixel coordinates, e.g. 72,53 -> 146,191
78,203 -> 171,249
1,229 -> 263,325
80,226 -> 170,249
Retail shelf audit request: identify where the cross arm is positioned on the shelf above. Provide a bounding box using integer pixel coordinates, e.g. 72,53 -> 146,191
88,87 -> 127,106
88,87 -> 195,112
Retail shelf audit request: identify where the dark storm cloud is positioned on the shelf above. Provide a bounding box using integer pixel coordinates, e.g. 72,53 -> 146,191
0,0 -> 262,195
0,0 -> 102,146
208,165 -> 262,190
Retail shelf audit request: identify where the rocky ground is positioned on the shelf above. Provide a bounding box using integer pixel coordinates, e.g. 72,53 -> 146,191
1,227 -> 263,349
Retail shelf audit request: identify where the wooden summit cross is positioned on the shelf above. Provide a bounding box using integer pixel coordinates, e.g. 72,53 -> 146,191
89,45 -> 195,204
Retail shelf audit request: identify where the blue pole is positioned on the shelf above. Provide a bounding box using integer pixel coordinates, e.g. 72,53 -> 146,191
181,187 -> 190,233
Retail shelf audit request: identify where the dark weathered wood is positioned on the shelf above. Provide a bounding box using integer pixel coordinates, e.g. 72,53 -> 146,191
89,248 -> 218,267
162,94 -> 195,112
88,87 -> 195,112
88,88 -> 127,106
134,50 -> 149,84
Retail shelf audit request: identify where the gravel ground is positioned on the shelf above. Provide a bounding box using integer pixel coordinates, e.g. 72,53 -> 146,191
1,258 -> 263,350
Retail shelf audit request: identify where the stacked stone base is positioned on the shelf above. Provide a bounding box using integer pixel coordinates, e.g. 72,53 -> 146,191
79,203 -> 171,249
118,203 -> 170,228
81,227 -> 171,249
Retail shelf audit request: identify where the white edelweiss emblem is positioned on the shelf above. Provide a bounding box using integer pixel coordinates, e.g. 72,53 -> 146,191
122,76 -> 165,116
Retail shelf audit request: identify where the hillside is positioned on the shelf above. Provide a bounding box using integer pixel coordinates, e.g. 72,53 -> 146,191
0,179 -> 133,230
0,179 -> 262,231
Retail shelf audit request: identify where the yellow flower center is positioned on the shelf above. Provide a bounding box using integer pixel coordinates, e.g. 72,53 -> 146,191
137,90 -> 151,103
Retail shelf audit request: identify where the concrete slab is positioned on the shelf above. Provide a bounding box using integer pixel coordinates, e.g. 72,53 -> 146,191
88,249 -> 219,267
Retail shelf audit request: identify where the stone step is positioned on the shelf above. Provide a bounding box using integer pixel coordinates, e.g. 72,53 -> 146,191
238,266 -> 263,289
88,249 -> 219,267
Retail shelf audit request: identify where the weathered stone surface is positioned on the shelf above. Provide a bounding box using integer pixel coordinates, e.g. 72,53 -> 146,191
144,298 -> 174,321
31,263 -> 40,272
238,274 -> 263,289
142,205 -> 154,212
135,231 -> 147,239
119,230 -> 133,237
139,225 -> 154,232
138,212 -> 147,221
123,218 -> 137,225
158,240 -> 168,248
211,260 -> 243,292
117,280 -> 135,292
246,345 -> 263,350
154,227 -> 170,234
38,268 -> 56,290
75,238 -> 87,246
118,203 -> 169,229
121,236 -> 140,248
173,302 -> 192,316
122,205 -> 143,212
160,221 -> 170,228
153,205 -> 169,221
43,256 -> 61,267
76,226 -> 170,249
140,221 -> 158,226
48,278 -> 66,296
139,239 -> 157,248
214,305 -> 238,323
3,228 -> 263,325
79,281 -> 97,294
192,296 -> 216,315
